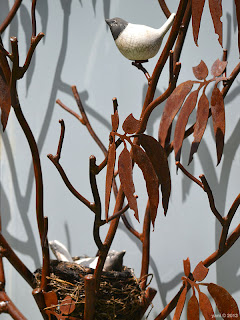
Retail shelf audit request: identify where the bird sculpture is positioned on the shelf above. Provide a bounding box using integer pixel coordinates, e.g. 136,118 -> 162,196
105,14 -> 175,62
49,240 -> 126,272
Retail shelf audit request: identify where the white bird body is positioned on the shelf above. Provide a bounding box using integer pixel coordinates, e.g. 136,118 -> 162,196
49,240 -> 125,271
106,14 -> 175,61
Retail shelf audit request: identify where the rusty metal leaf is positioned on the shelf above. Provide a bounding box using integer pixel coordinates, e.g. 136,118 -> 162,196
159,81 -> 194,148
211,59 -> 227,77
189,91 -> 209,164
60,295 -> 76,315
132,144 -> 159,227
192,60 -> 208,80
0,65 -> 11,131
43,291 -> 58,319
122,113 -> 140,134
44,291 -> 58,308
199,292 -> 215,319
208,0 -> 223,47
138,134 -> 171,215
173,286 -> 188,320
174,90 -> 199,162
183,257 -> 191,277
192,261 -> 209,282
111,110 -> 119,132
118,147 -> 139,221
208,283 -> 240,319
192,0 -> 206,46
234,0 -> 240,55
187,295 -> 199,320
105,142 -> 116,221
210,86 -> 225,165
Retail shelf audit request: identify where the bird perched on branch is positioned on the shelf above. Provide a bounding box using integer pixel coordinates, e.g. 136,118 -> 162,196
105,14 -> 175,62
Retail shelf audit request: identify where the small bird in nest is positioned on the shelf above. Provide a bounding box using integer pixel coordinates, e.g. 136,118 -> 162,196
49,240 -> 126,272
105,14 -> 175,62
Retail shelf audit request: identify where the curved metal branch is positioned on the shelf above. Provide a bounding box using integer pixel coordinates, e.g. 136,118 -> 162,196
0,0 -> 23,34
158,0 -> 171,18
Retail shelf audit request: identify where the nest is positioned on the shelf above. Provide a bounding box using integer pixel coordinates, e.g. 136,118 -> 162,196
35,260 -> 144,319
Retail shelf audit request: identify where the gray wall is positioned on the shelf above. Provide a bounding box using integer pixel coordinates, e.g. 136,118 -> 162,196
0,0 -> 239,319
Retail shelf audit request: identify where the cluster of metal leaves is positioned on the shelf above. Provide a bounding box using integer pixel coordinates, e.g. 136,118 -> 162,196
0,47 -> 11,131
43,291 -> 78,320
192,0 -> 240,54
105,110 -> 171,228
173,258 -> 240,320
159,59 -> 227,166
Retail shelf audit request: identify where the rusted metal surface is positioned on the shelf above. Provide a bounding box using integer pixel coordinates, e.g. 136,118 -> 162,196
118,147 -> 139,221
159,80 -> 193,148
192,0 -> 206,46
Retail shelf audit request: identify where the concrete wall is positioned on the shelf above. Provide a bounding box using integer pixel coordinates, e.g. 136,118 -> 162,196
0,0 -> 239,319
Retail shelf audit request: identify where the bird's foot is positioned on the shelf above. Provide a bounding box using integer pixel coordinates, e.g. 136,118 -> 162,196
132,61 -> 151,83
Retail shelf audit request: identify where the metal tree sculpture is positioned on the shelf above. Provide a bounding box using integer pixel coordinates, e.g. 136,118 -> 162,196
0,0 -> 240,319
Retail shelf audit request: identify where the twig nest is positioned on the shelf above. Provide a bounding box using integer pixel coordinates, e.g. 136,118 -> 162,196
35,260 -> 145,319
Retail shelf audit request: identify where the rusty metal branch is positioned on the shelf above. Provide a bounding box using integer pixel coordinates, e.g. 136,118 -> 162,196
158,0 -> 171,18
84,275 -> 96,320
139,62 -> 181,133
176,162 -> 204,189
132,62 -> 151,82
56,99 -> 85,124
90,156 -> 103,250
18,33 -> 45,79
139,287 -> 157,319
121,214 -> 142,240
0,291 -> 27,320
172,0 -> 192,66
48,153 -> 94,212
0,234 -> 35,288
40,217 -> 50,291
143,0 -> 188,111
0,0 -> 23,34
31,0 -> 37,38
72,86 -> 108,155
140,202 -> 151,290
199,175 -> 224,225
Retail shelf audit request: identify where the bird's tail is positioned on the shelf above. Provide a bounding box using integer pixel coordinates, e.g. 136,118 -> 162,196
158,13 -> 175,38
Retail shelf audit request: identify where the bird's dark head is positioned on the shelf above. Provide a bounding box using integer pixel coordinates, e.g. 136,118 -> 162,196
105,17 -> 128,40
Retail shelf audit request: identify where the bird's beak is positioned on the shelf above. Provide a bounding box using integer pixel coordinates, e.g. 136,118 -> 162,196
105,19 -> 111,26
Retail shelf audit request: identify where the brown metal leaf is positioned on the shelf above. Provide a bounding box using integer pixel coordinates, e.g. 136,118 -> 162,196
105,142 -> 116,221
111,110 -> 119,132
208,0 -> 223,47
192,0 -> 206,46
210,87 -> 225,165
60,295 -> 76,315
187,295 -> 199,320
122,113 -> 140,134
43,291 -> 58,318
173,286 -> 188,320
138,134 -> 171,215
118,147 -> 139,221
189,91 -> 209,164
192,261 -> 209,282
211,59 -> 227,77
192,60 -> 208,80
159,81 -> 193,148
199,292 -> 215,319
44,291 -> 58,308
132,145 -> 159,227
174,90 -> 199,162
234,0 -> 240,55
183,257 -> 191,277
208,283 -> 240,319
0,64 -> 11,131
